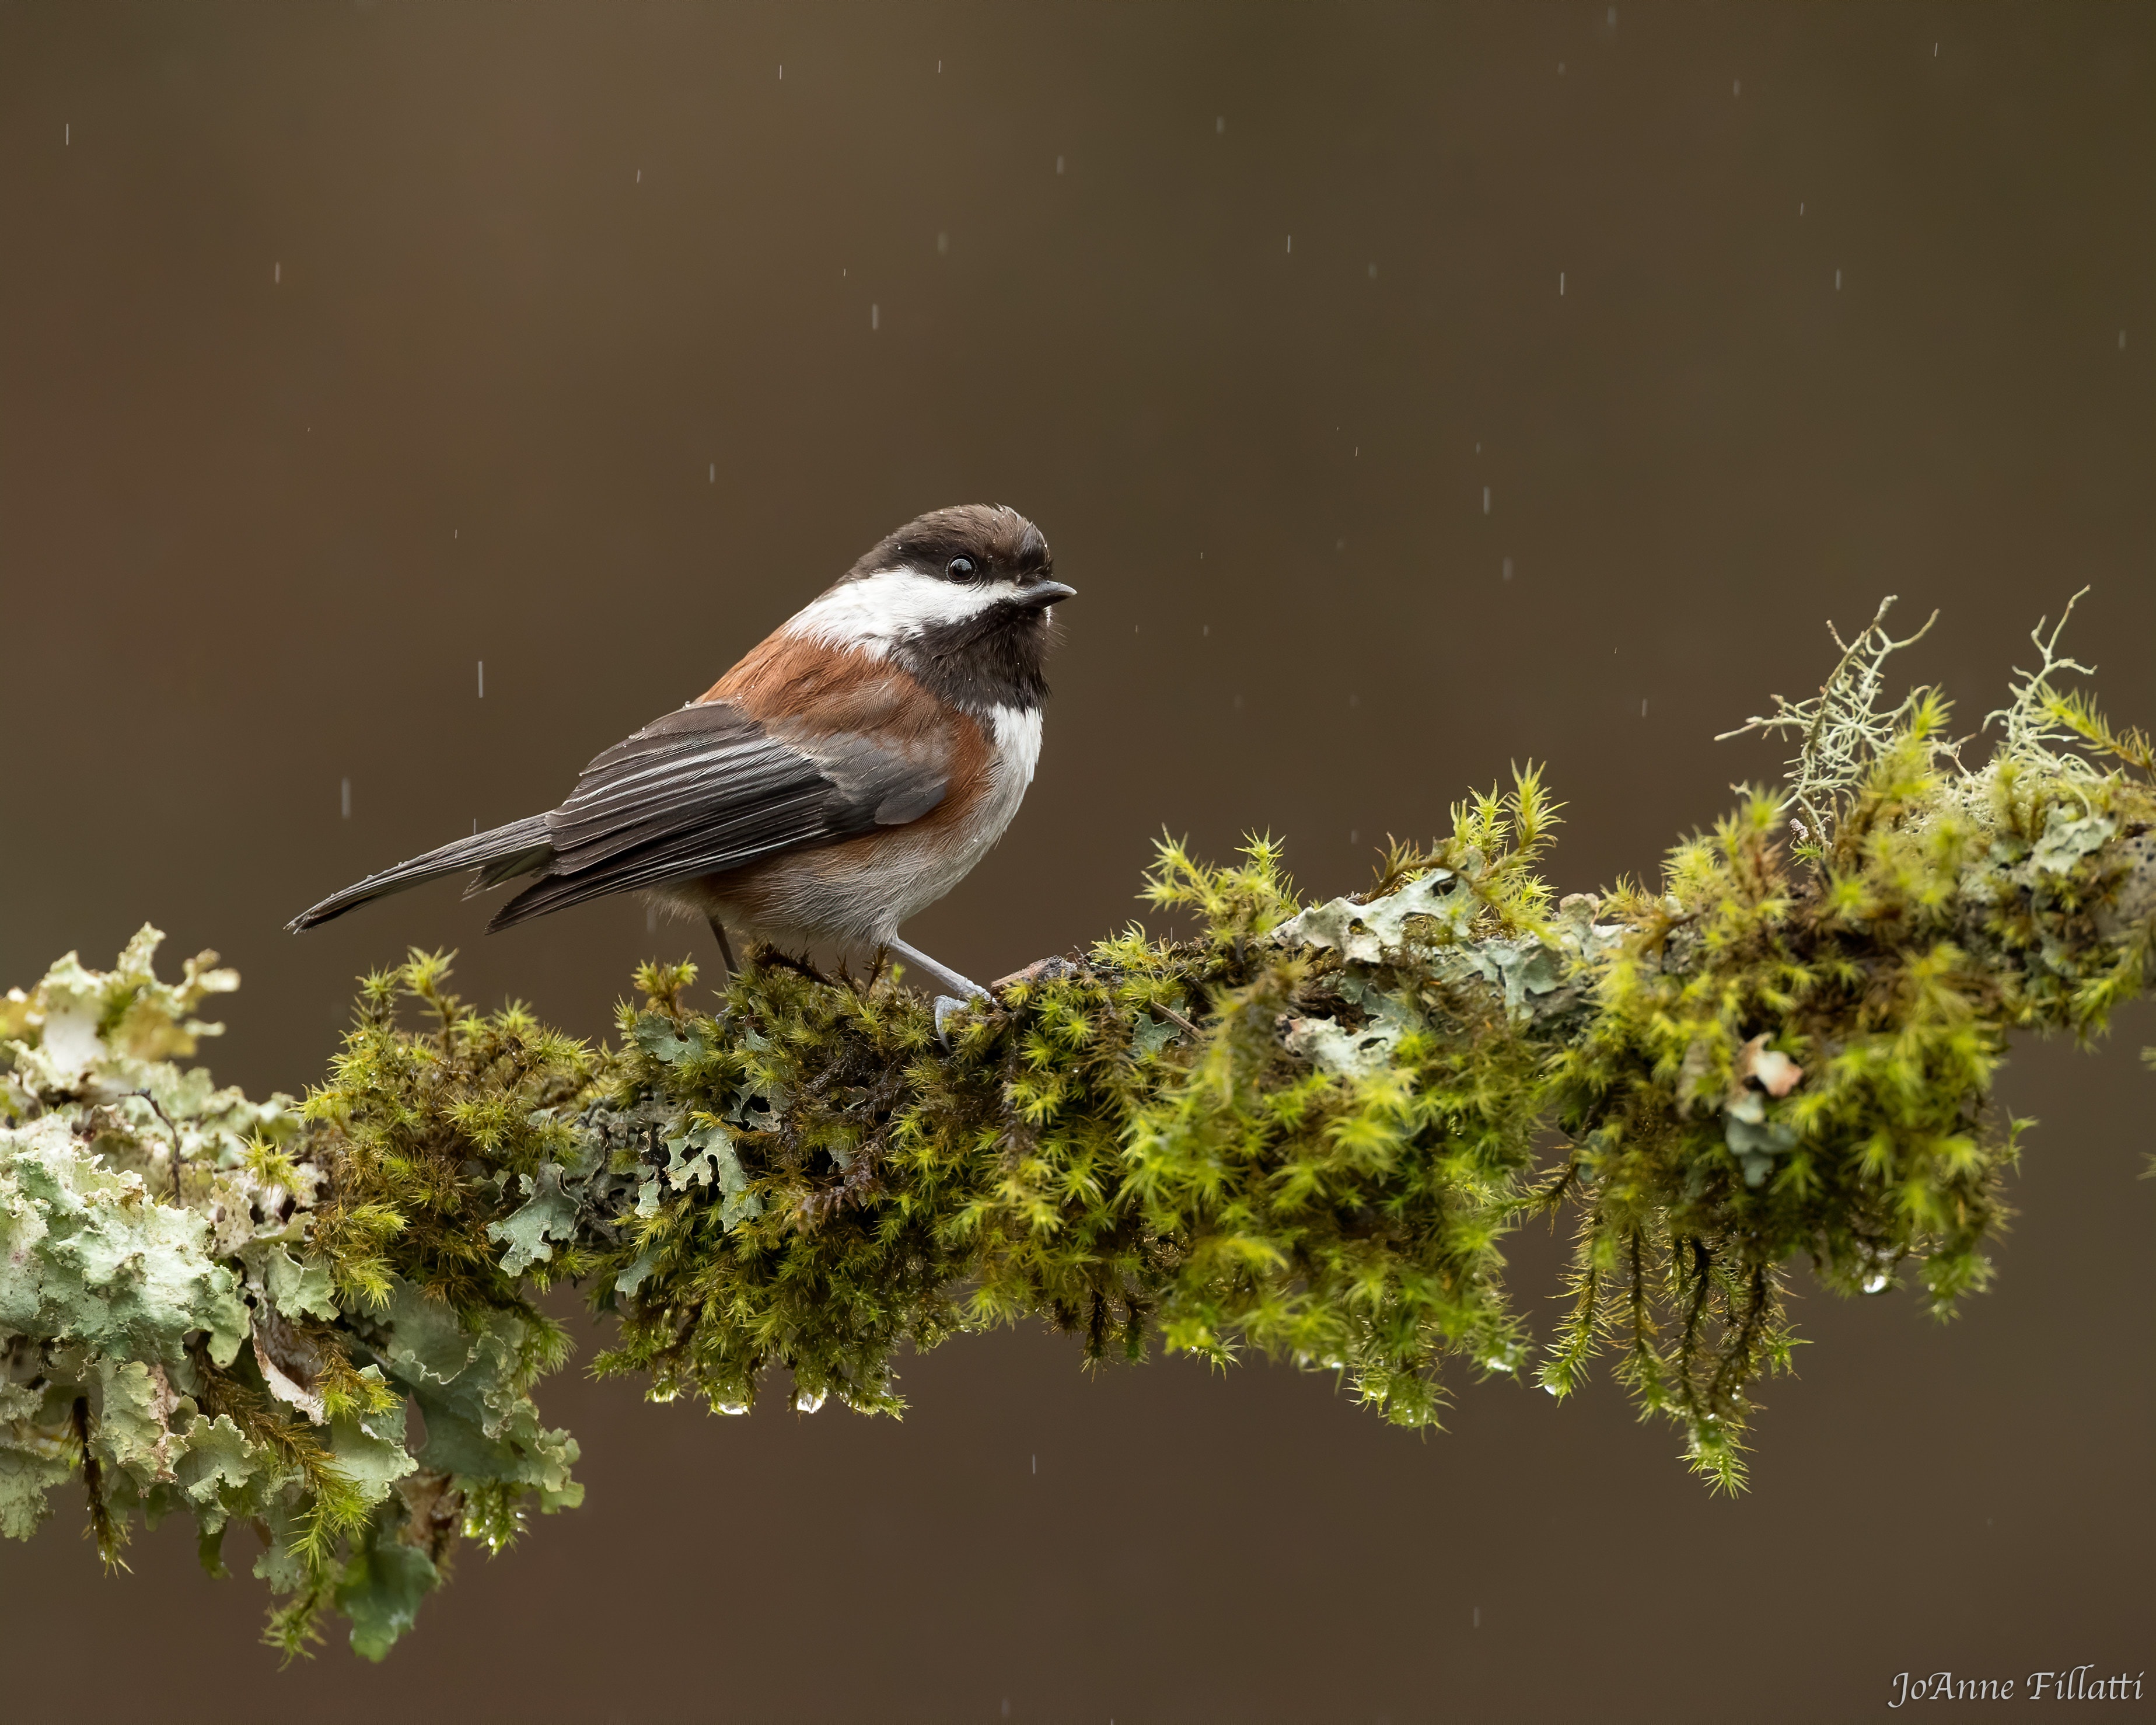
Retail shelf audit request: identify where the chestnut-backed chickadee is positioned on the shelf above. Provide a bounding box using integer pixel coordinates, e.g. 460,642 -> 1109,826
291,504 -> 1073,1022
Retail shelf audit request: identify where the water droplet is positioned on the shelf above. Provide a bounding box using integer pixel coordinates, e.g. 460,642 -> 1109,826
717,1398 -> 749,1416
1863,1273 -> 1888,1294
795,1389 -> 826,1413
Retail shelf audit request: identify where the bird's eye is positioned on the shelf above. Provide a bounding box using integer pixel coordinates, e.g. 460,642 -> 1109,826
946,556 -> 976,580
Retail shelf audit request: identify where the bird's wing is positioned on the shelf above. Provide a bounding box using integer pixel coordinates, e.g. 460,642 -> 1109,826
487,699 -> 947,928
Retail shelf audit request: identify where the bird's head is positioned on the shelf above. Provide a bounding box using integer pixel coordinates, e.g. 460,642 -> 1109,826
791,505 -> 1074,711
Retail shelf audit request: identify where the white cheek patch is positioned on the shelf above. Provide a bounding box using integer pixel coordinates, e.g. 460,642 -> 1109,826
784,568 -> 1019,654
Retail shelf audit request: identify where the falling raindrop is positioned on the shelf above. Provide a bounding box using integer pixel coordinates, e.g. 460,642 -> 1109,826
1030,1456 -> 1036,1475
341,778 -> 351,819
937,231 -> 949,254
1202,624 -> 1209,635
2121,330 -> 2128,350
777,64 -> 782,79
1056,155 -> 1064,174
65,123 -> 70,145
647,904 -> 656,933
1350,827 -> 1359,841
871,303 -> 879,330
1367,261 -> 1377,279
1835,268 -> 1843,290
1799,201 -> 1805,215
1285,234 -> 1292,253
1502,557 -> 1514,582
1216,116 -> 1225,134
635,169 -> 641,183
1473,1608 -> 1481,1629
1607,5 -> 1616,22
1934,41 -> 1939,56
477,661 -> 485,699
1559,270 -> 1566,295
1234,693 -> 1244,710
1733,79 -> 1741,96
938,59 -> 942,72
1482,486 -> 1491,515
1558,62 -> 1566,75
1348,694 -> 1358,707
1641,700 -> 1648,718
274,261 -> 281,284
709,462 -> 715,483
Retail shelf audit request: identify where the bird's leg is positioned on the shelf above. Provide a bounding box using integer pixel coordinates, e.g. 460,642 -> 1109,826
705,914 -> 739,987
884,935 -> 990,1043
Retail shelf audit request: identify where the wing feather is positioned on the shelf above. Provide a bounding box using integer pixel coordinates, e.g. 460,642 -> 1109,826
487,700 -> 948,929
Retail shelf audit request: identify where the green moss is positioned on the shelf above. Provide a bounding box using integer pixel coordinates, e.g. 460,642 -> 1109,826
3,601 -> 2150,1653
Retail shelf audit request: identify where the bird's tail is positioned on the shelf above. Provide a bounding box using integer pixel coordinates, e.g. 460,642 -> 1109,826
287,815 -> 555,931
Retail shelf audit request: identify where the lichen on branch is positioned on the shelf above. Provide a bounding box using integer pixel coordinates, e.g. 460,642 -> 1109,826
2,602 -> 2150,1655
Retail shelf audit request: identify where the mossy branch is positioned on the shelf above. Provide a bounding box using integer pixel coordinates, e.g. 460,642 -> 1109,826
4,605 -> 2151,1655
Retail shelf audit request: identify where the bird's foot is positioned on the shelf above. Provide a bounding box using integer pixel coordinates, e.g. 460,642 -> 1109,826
933,994 -> 981,1047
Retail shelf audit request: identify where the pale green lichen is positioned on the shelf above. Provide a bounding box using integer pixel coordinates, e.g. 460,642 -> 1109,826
0,933 -> 581,1660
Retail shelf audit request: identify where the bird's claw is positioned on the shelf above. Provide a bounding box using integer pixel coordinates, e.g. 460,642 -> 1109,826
933,993 -> 980,1048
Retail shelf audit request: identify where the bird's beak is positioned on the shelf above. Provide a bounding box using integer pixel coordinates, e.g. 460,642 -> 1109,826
1017,580 -> 1076,609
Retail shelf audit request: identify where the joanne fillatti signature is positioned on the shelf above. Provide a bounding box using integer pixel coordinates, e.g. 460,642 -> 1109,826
1889,1668 -> 2145,1706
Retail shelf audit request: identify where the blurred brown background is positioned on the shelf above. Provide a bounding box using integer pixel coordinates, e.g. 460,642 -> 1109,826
2,4 -> 2151,1720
